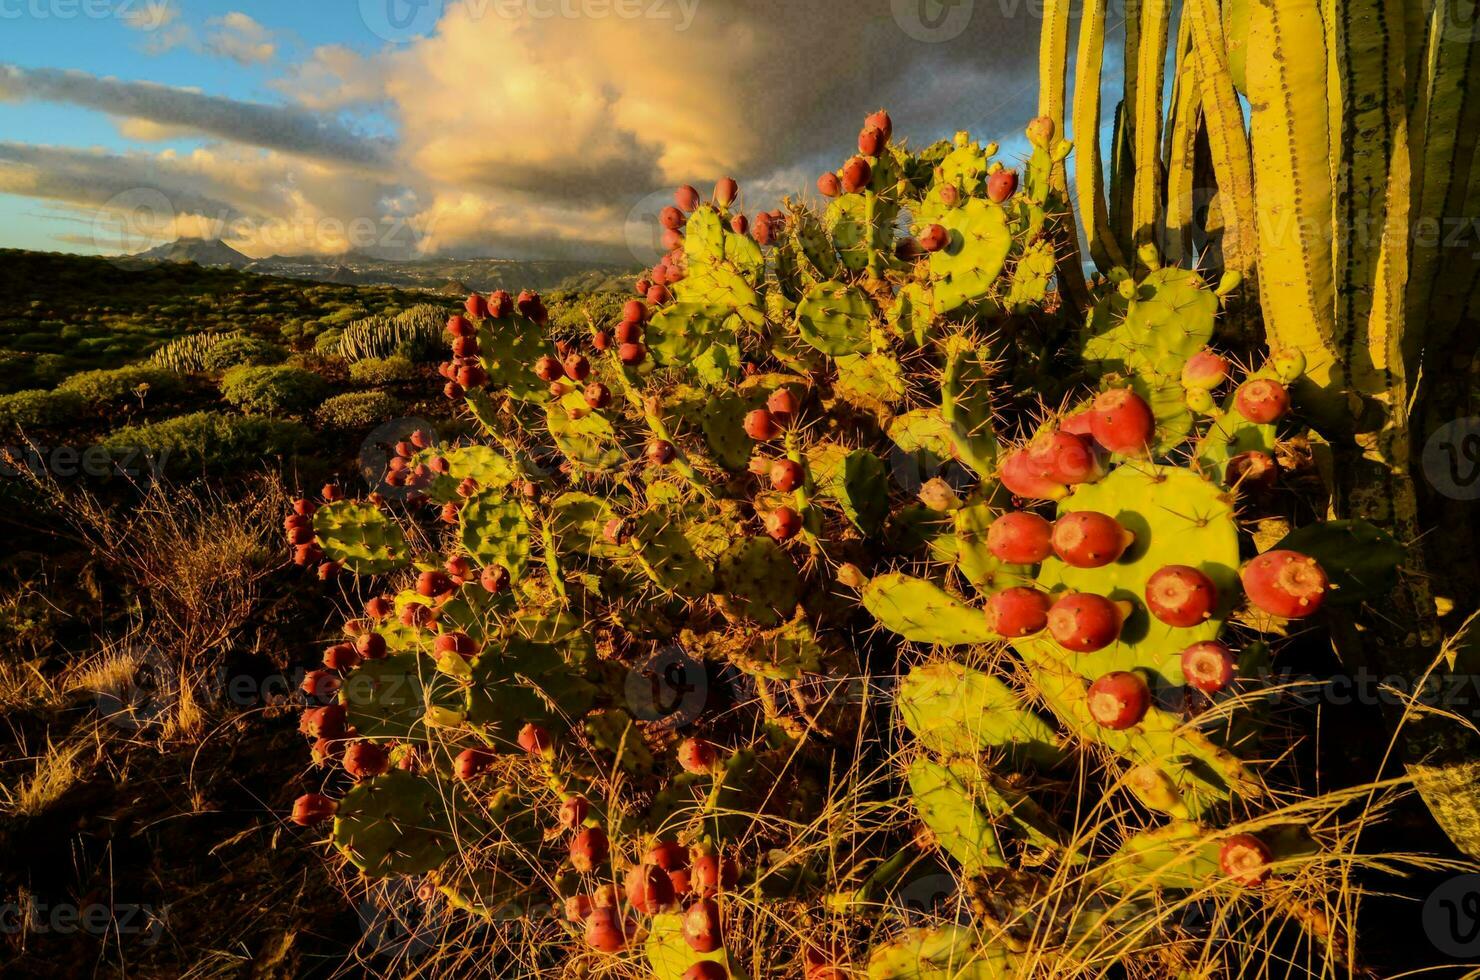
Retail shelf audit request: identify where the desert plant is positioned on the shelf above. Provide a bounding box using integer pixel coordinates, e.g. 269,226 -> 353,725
99,410 -> 312,473
0,389 -> 86,430
219,365 -> 328,416
348,355 -> 419,386
57,365 -> 182,407
315,391 -> 403,430
337,305 -> 448,363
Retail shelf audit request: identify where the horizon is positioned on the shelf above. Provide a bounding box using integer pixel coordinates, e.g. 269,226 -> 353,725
0,1 -> 1103,268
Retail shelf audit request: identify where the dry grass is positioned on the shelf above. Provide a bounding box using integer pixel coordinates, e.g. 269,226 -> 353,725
4,737 -> 91,816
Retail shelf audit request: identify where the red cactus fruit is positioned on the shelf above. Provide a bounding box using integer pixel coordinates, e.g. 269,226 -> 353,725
660,206 -> 686,230
571,826 -> 609,872
626,863 -> 677,914
753,213 -> 775,245
616,319 -> 644,344
998,449 -> 1068,500
354,632 -> 387,661
1051,511 -> 1133,568
517,290 -> 547,323
563,354 -> 591,382
865,108 -> 893,141
986,169 -> 1019,202
1047,593 -> 1125,652
448,314 -> 474,337
464,294 -> 487,319
301,669 -> 340,699
1180,641 -> 1237,694
292,497 -> 317,517
1025,430 -> 1106,485
445,555 -> 472,581
817,172 -> 841,197
859,125 -> 885,156
1089,388 -> 1155,454
623,299 -> 649,324
1235,379 -> 1290,423
453,747 -> 494,781
565,894 -> 592,923
451,336 -> 478,358
635,278 -> 651,296
343,741 -> 390,779
302,703 -> 347,739
487,290 -> 513,318
456,364 -> 487,387
311,737 -> 342,765
619,342 -> 647,365
683,963 -> 730,980
648,440 -> 678,465
938,184 -> 961,207
442,381 -> 464,400
683,898 -> 723,953
592,329 -> 613,351
534,355 -> 564,383
770,459 -> 803,492
647,838 -> 688,872
714,177 -> 739,206
842,156 -> 872,193
585,383 -> 612,409
730,214 -> 749,235
1240,550 -> 1328,618
1145,565 -> 1218,627
918,224 -> 949,252
678,737 -> 719,774
647,283 -> 673,305
1219,833 -> 1273,885
983,586 -> 1052,637
986,512 -> 1054,564
744,409 -> 779,441
1227,450 -> 1278,491
691,854 -> 739,897
434,631 -> 477,659
290,793 -> 336,826
602,518 -> 627,545
559,795 -> 590,830
417,570 -> 453,598
766,506 -> 802,541
585,906 -> 629,952
400,603 -> 432,627
480,565 -> 510,594
324,642 -> 360,671
518,722 -> 552,755
767,387 -> 799,418
1182,349 -> 1230,390
1086,671 -> 1151,729
675,184 -> 701,211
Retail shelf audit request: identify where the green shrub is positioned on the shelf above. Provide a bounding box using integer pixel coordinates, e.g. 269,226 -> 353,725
313,328 -> 344,354
32,354 -> 69,387
57,365 -> 183,406
314,391 -> 403,429
348,355 -> 419,386
0,389 -> 86,429
97,411 -> 313,473
199,334 -> 286,372
219,365 -> 328,415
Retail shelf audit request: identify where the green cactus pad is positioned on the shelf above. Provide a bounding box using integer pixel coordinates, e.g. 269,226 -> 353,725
547,491 -> 625,559
793,208 -> 840,279
907,757 -> 1004,874
863,573 -> 995,646
477,314 -> 550,403
459,490 -> 531,576
331,770 -> 458,878
585,708 -> 655,773
630,508 -> 717,597
464,638 -> 596,744
342,653 -> 463,740
796,281 -> 875,356
1006,239 -> 1057,314
835,352 -> 906,412
1273,519 -> 1403,605
545,391 -> 622,471
866,925 -> 1023,980
1030,463 -> 1239,686
646,912 -> 743,980
700,390 -> 768,469
940,335 -> 998,477
312,500 -> 410,575
826,192 -> 897,274
889,409 -> 958,475
1094,821 -> 1314,895
889,282 -> 937,346
923,199 -> 1013,315
645,302 -> 740,379
713,536 -> 801,626
425,445 -> 519,502
898,662 -> 1064,767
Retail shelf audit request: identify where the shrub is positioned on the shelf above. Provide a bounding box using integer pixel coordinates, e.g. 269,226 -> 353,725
57,365 -> 183,406
97,411 -> 313,473
199,334 -> 286,372
313,328 -> 344,354
219,365 -> 328,416
314,391 -> 403,430
0,389 -> 86,430
348,355 -> 419,386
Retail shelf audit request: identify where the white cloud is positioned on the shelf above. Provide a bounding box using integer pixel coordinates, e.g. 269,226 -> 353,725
204,12 -> 277,66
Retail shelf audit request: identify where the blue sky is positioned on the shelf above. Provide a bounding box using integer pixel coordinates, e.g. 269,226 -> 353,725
0,1 -> 1111,262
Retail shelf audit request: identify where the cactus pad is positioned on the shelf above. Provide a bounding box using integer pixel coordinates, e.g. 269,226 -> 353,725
863,573 -> 995,646
312,500 -> 409,575
898,662 -> 1064,767
459,490 -> 531,576
332,770 -> 459,878
796,281 -> 874,356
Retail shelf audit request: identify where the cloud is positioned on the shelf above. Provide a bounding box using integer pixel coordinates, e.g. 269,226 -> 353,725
204,12 -> 277,66
121,0 -> 178,33
0,65 -> 391,169
272,46 -> 385,111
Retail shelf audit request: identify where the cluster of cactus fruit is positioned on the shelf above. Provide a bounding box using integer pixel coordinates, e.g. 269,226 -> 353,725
282,110 -> 1397,976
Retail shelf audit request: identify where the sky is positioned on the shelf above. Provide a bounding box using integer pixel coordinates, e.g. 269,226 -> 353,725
0,0 -> 1119,265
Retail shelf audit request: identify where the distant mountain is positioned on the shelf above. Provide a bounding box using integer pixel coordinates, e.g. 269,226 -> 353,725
135,239 -> 634,293
134,237 -> 252,269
